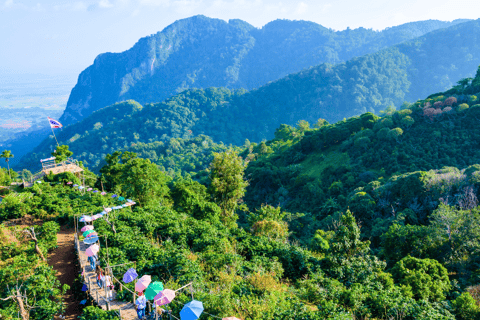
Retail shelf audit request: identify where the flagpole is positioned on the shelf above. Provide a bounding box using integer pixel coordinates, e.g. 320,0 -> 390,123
50,125 -> 60,147
47,117 -> 60,147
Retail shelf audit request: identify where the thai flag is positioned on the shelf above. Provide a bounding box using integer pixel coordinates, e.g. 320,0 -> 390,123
48,117 -> 62,129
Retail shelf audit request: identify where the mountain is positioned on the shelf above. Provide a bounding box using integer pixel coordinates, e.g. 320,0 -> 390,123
60,15 -> 468,125
16,19 -> 480,171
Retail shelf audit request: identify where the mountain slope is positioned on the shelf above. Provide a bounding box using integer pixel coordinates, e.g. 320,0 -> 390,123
244,64 -> 480,243
60,16 -> 468,125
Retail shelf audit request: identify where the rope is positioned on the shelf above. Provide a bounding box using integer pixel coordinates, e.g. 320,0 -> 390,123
203,311 -> 223,319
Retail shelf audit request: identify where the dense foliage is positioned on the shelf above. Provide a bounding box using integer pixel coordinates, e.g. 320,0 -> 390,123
5,41 -> 480,320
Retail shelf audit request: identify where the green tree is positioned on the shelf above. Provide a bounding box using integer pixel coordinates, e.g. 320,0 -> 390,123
208,151 -> 248,225
120,157 -> 171,207
51,145 -> 73,163
0,150 -> 13,179
391,256 -> 451,302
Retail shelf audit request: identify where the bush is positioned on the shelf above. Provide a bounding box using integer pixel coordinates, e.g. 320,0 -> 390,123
453,292 -> 480,320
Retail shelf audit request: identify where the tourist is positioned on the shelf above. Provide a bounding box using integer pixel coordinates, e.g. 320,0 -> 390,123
96,267 -> 104,288
104,270 -> 114,301
135,291 -> 147,320
88,254 -> 96,271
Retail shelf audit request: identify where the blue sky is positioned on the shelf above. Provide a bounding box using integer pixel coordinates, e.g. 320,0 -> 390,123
1,0 -> 479,78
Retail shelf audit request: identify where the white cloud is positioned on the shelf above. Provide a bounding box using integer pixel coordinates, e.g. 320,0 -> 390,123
322,3 -> 331,12
99,0 -> 114,8
72,2 -> 88,11
295,1 -> 307,14
4,0 -> 13,8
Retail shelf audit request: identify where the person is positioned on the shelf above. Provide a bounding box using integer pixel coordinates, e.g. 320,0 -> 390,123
104,270 -> 114,301
135,291 -> 147,320
96,267 -> 104,288
87,254 -> 96,271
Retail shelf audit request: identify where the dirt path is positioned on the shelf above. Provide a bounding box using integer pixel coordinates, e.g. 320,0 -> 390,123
48,226 -> 81,320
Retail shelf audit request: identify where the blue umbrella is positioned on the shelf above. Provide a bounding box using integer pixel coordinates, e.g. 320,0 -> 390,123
83,235 -> 99,245
180,300 -> 204,320
82,284 -> 88,291
123,268 -> 138,283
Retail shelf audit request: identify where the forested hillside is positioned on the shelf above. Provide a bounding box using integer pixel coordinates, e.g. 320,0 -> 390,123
5,63 -> 480,320
60,15 -> 468,125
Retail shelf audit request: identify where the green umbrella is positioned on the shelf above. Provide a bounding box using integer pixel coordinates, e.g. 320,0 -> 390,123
118,196 -> 125,201
144,281 -> 164,300
83,229 -> 95,237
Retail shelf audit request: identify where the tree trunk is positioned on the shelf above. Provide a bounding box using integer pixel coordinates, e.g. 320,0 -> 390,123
15,289 -> 29,320
34,240 -> 46,262
7,159 -> 11,180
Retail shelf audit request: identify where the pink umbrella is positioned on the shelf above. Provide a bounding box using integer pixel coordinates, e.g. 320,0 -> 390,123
86,232 -> 98,238
105,208 -> 112,213
222,318 -> 242,320
85,244 -> 99,257
81,225 -> 94,232
91,214 -> 102,220
101,192 -> 107,196
135,275 -> 152,292
67,181 -> 73,185
154,289 -> 175,306
87,188 -> 93,191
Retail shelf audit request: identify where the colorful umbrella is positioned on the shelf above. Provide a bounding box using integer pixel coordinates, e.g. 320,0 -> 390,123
79,186 -> 85,190
145,281 -> 164,300
84,236 -> 99,245
135,275 -> 152,292
91,214 -> 102,220
154,289 -> 175,306
73,184 -> 79,187
222,318 -> 242,320
180,300 -> 204,320
85,244 -> 99,257
105,208 -> 112,213
85,232 -> 98,238
127,199 -> 133,202
80,216 -> 92,222
67,181 -> 73,185
93,190 -> 99,193
81,284 -> 88,291
118,196 -> 125,201
101,192 -> 107,195
83,230 -> 95,237
81,225 -> 94,232
87,188 -> 93,191
123,268 -> 138,283
112,194 -> 117,198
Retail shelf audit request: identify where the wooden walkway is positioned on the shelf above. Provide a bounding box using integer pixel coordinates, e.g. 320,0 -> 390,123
75,233 -> 138,319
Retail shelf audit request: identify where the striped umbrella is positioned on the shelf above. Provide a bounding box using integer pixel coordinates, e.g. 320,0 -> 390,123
154,289 -> 175,306
81,225 -> 94,232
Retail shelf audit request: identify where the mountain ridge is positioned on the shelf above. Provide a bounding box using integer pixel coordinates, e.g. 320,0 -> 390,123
60,15 -> 469,125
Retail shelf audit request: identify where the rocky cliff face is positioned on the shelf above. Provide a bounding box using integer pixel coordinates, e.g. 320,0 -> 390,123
60,15 -> 468,126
